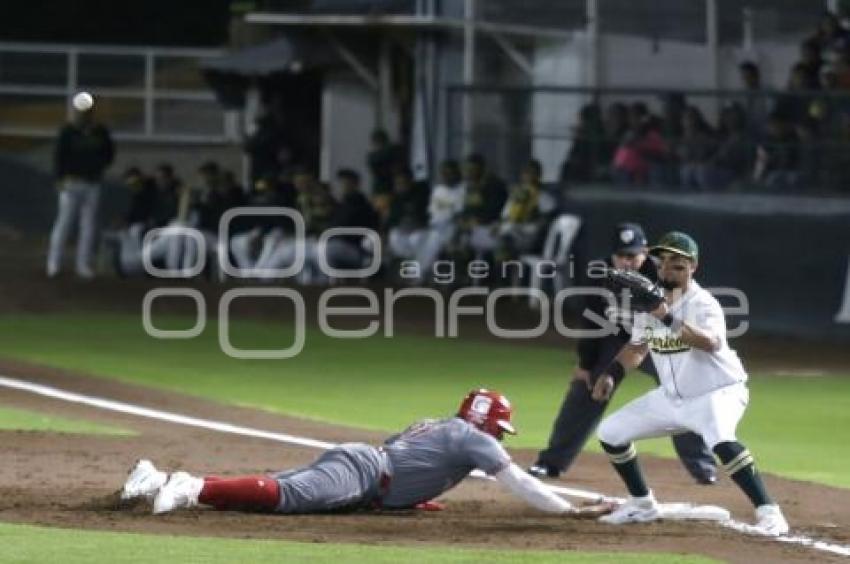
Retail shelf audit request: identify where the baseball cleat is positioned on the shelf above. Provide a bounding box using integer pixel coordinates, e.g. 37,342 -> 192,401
695,474 -> 717,486
121,459 -> 167,501
527,464 -> 560,479
153,471 -> 204,514
754,504 -> 789,536
599,491 -> 660,524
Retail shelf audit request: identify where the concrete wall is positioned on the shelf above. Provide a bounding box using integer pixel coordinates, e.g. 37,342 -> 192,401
599,33 -> 800,90
321,72 -> 377,194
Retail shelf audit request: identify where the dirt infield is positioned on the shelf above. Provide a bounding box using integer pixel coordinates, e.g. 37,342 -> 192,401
1,359 -> 848,563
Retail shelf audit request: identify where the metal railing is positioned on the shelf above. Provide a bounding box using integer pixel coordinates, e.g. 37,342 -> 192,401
0,42 -> 235,144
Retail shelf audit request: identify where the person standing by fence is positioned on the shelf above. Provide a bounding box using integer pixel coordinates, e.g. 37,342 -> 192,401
47,92 -> 114,279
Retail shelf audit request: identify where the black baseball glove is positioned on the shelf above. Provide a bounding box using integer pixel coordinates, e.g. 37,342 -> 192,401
604,268 -> 665,313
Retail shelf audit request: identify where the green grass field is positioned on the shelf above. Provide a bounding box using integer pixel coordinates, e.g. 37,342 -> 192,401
0,312 -> 848,489
0,405 -> 134,436
0,522 -> 718,564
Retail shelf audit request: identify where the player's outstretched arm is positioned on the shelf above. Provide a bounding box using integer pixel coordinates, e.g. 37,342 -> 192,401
494,464 -> 616,518
495,463 -> 573,513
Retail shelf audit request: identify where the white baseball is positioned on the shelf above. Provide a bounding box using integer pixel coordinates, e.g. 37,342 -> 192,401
72,91 -> 94,112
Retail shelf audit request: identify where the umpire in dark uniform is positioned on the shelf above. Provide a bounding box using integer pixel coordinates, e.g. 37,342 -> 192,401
529,222 -> 717,484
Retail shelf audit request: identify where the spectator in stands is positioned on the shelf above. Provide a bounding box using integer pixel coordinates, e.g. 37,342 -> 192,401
367,129 -> 405,217
660,92 -> 687,143
603,103 -> 630,169
677,106 -> 717,190
260,167 -> 337,283
391,160 -> 465,282
831,46 -> 850,89
47,95 -> 115,279
382,168 -> 428,238
121,167 -> 157,228
468,159 -> 542,262
126,163 -> 188,276
493,159 -> 547,263
559,104 -> 606,184
229,172 -> 297,276
460,153 -> 507,229
178,162 -> 233,279
455,154 -> 508,267
220,170 -> 246,206
151,164 -> 180,228
612,102 -> 669,185
753,111 -> 800,190
739,60 -> 762,91
318,169 -> 380,272
738,61 -> 771,134
775,62 -> 819,124
811,11 -> 850,58
653,92 -> 688,187
704,103 -> 755,190
112,164 -> 185,277
113,167 -> 157,277
795,116 -> 823,187
799,37 -> 825,80
809,64 -> 850,130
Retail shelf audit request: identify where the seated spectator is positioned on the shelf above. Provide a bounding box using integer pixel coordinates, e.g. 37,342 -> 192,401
118,163 -> 189,276
612,102 -> 669,185
220,170 -> 246,207
382,168 -> 428,243
259,167 -> 337,283
753,112 -> 800,190
460,153 -> 507,228
559,104 -> 606,184
112,167 -> 157,277
389,160 -> 465,281
704,103 -> 755,190
318,169 -> 379,272
601,103 -> 629,178
810,11 -> 850,58
795,116 -> 822,187
775,62 -> 819,124
229,173 -> 298,276
738,61 -> 771,135
179,162 -> 232,279
831,46 -> 850,89
809,64 -> 850,131
799,37 -> 824,80
150,164 -> 180,229
456,154 -> 508,264
474,159 -> 548,266
660,91 -> 687,144
677,106 -> 717,190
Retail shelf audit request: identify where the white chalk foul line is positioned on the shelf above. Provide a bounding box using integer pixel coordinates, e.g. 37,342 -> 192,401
1,374 -> 848,558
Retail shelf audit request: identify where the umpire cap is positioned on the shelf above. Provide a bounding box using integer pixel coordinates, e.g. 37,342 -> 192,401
612,222 -> 648,255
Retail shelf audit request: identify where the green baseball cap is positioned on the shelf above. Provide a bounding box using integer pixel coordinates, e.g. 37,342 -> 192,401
650,231 -> 699,261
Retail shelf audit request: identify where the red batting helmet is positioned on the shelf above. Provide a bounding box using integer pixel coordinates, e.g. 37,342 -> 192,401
457,388 -> 516,439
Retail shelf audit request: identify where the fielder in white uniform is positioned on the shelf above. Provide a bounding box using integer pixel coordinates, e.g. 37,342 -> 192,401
593,231 -> 789,535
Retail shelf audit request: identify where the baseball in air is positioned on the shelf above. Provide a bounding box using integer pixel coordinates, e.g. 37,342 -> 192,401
72,91 -> 94,112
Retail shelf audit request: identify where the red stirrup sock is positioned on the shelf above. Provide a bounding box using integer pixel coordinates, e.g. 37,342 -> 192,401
198,475 -> 280,511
